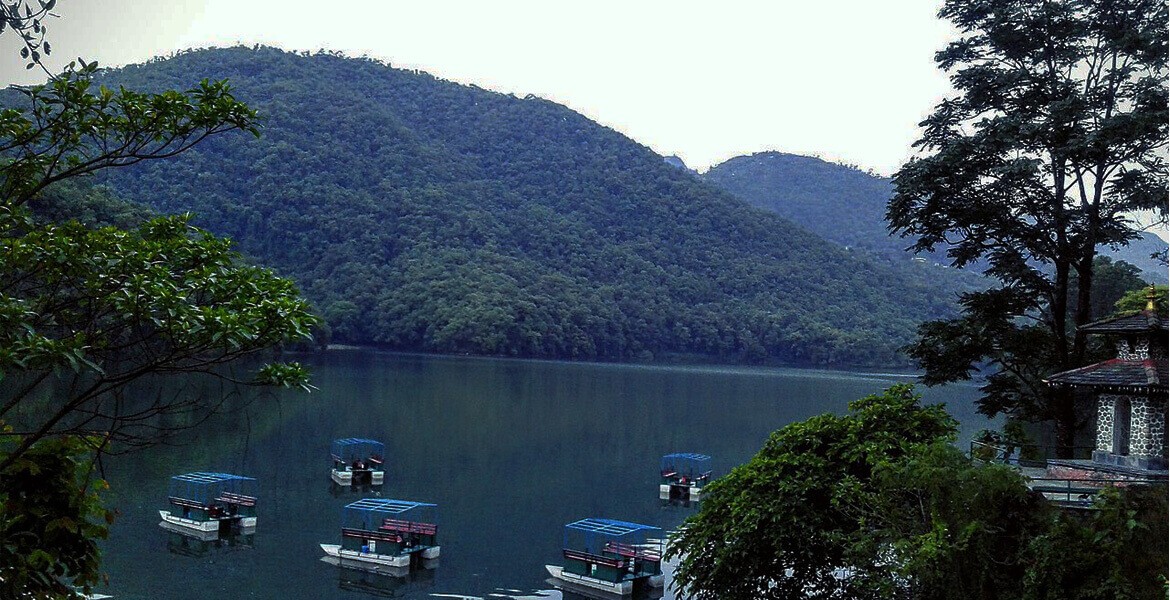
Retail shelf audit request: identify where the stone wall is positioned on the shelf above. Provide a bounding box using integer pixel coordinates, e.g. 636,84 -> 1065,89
1093,392 -> 1168,469
1096,395 -> 1117,452
1131,396 -> 1167,459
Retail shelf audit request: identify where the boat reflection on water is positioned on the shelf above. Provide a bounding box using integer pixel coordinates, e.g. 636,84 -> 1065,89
320,554 -> 437,597
329,481 -> 385,497
159,520 -> 255,557
545,577 -> 664,600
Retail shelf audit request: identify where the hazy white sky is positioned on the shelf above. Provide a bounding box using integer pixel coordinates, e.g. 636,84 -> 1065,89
0,0 -> 958,176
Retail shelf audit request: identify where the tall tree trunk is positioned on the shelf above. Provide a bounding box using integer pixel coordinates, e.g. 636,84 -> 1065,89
1072,254 -> 1095,364
1052,262 -> 1071,368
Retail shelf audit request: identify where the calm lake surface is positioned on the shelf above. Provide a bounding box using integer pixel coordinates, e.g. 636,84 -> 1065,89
95,350 -> 988,600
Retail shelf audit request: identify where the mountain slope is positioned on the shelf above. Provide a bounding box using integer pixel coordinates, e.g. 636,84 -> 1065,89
89,47 -> 958,366
1103,233 -> 1169,283
705,153 -> 901,258
705,151 -> 1167,283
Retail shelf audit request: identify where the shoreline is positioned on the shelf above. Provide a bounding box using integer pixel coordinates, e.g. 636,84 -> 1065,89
300,344 -> 947,383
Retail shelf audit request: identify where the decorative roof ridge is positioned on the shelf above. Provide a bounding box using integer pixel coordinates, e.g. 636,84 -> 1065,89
1045,358 -> 1123,382
1044,356 -> 1167,393
1079,309 -> 1167,333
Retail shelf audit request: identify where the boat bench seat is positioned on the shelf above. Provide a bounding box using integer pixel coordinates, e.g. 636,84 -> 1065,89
341,527 -> 401,543
168,496 -> 209,510
380,518 -> 437,536
216,492 -> 257,507
563,548 -> 625,569
604,542 -> 661,562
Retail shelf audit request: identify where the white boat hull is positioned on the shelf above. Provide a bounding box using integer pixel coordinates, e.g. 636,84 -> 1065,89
158,519 -> 221,541
160,510 -> 256,532
321,543 -> 422,568
319,555 -> 414,578
546,564 -> 633,596
331,469 -> 385,486
660,483 -> 703,501
159,510 -> 218,532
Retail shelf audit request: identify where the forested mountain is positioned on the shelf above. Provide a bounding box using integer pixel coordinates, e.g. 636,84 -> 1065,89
705,153 -> 903,259
84,47 -> 962,366
705,151 -> 1168,283
1103,233 -> 1169,282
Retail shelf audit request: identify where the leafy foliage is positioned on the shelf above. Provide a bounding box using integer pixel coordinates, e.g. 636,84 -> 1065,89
1072,256 -> 1151,321
88,46 -> 966,366
861,443 -> 1047,600
1113,284 -> 1168,317
0,206 -> 317,468
1022,487 -> 1168,600
0,435 -> 112,599
0,62 -> 318,471
887,0 -> 1168,451
666,384 -> 1168,600
0,60 -> 258,207
26,179 -> 153,229
666,384 -> 958,599
0,0 -> 57,71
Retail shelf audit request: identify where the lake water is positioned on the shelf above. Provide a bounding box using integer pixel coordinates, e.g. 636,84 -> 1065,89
95,350 -> 988,600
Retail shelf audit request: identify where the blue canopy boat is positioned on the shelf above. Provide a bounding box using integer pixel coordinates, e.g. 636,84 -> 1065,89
546,518 -> 664,596
330,438 -> 386,487
159,472 -> 257,534
320,498 -> 440,568
659,453 -> 711,501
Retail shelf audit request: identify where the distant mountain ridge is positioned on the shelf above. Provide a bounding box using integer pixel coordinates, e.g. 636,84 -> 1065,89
76,47 -> 974,366
705,151 -> 1168,283
705,153 -> 899,256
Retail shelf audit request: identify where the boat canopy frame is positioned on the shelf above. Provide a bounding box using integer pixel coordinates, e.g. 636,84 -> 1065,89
342,498 -> 437,532
563,518 -> 660,555
168,472 -> 256,507
660,453 -> 712,482
331,438 -> 386,467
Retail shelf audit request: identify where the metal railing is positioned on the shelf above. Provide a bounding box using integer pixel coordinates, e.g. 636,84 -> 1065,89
968,440 -> 1095,467
969,440 -> 1169,508
1026,476 -> 1169,507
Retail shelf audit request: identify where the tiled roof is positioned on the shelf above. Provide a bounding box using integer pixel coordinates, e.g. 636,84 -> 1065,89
1045,358 -> 1168,393
1080,310 -> 1167,334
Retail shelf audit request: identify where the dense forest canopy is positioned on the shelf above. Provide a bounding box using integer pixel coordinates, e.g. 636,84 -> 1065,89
81,46 -> 970,366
